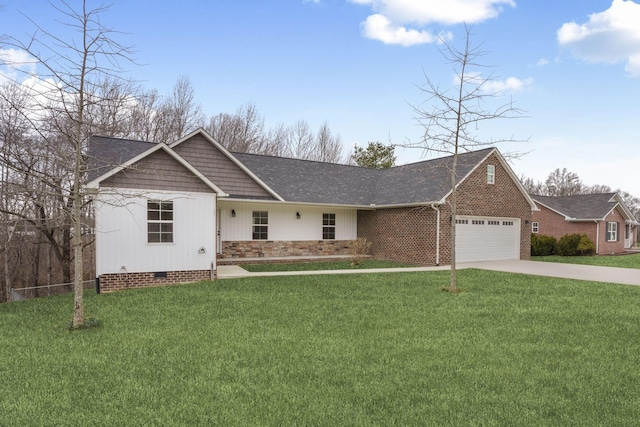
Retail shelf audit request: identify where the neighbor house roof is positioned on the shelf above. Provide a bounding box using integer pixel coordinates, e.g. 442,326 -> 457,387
87,129 -> 534,208
531,193 -> 638,223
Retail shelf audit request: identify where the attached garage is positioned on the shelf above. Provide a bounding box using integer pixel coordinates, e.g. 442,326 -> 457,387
455,216 -> 521,263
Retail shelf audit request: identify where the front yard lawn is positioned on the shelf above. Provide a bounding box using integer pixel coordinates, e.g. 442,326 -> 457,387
2,270 -> 640,425
242,258 -> 414,272
533,252 -> 640,269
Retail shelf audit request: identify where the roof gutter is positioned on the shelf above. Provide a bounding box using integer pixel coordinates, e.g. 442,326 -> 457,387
219,198 -> 444,210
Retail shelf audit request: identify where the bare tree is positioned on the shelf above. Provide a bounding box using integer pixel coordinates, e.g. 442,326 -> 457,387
544,168 -> 583,196
312,121 -> 344,163
3,0 -> 134,325
407,26 -> 525,292
288,120 -> 315,159
154,76 -> 204,143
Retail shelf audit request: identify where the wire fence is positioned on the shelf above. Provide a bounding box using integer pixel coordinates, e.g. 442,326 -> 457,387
10,280 -> 95,301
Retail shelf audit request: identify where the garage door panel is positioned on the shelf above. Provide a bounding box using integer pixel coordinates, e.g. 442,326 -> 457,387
455,217 -> 519,263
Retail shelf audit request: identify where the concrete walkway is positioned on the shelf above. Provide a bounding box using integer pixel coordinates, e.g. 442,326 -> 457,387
217,260 -> 640,286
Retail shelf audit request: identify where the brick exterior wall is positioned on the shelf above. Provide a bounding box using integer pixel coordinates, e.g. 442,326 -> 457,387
358,207 -> 438,265
220,240 -> 353,259
358,153 -> 533,266
98,269 -> 213,293
532,204 -> 628,255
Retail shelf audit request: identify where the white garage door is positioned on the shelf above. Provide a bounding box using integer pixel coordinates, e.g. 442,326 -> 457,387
455,216 -> 520,263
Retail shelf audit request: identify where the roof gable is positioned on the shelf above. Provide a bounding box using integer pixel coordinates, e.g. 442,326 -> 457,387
170,129 -> 284,201
87,139 -> 227,195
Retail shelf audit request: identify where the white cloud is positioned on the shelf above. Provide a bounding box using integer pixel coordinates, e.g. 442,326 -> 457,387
0,48 -> 37,84
482,76 -> 534,93
536,58 -> 549,66
352,0 -> 516,45
557,0 -> 640,77
362,14 -> 437,46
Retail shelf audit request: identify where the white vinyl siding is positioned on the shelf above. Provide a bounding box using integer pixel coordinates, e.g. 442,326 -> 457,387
94,189 -> 216,275
219,202 -> 357,241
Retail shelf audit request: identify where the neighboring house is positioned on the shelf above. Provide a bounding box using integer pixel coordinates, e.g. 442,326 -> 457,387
87,129 -> 536,292
531,193 -> 639,255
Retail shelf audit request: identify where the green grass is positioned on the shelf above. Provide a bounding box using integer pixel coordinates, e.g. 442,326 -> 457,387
2,270 -> 640,425
533,252 -> 640,269
242,258 -> 414,272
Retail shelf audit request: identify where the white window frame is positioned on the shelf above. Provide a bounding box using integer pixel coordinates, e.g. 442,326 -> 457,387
487,164 -> 495,185
252,211 -> 268,240
323,213 -> 336,240
532,222 -> 539,233
606,221 -> 618,242
147,200 -> 173,243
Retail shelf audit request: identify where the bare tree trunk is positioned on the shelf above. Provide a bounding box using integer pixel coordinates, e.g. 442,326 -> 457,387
3,238 -> 11,302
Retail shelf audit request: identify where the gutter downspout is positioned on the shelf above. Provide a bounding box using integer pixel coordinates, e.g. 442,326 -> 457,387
595,220 -> 599,255
431,204 -> 440,265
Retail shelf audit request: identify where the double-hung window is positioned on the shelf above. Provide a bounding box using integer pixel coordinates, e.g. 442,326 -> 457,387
606,222 -> 618,242
487,164 -> 495,184
532,222 -> 539,233
323,213 -> 336,240
253,211 -> 268,240
148,201 -> 173,243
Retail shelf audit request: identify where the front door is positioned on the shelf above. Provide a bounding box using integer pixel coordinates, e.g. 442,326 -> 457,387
625,224 -> 631,248
217,208 -> 222,254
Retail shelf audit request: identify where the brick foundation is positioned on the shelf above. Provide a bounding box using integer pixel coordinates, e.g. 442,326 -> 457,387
98,269 -> 214,293
220,240 -> 353,259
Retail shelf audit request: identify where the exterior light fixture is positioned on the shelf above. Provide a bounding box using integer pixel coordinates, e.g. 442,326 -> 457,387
231,209 -> 236,217
296,212 -> 301,219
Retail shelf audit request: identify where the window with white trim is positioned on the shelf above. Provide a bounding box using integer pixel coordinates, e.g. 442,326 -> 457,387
487,164 -> 495,184
147,201 -> 173,243
252,211 -> 268,240
532,222 -> 539,233
323,213 -> 336,240
606,221 -> 618,242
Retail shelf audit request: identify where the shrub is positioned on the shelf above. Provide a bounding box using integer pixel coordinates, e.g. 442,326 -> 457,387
350,237 -> 372,266
557,233 -> 595,256
577,235 -> 596,256
531,234 -> 557,256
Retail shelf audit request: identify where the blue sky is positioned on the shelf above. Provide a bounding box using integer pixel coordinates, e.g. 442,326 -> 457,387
2,0 -> 640,196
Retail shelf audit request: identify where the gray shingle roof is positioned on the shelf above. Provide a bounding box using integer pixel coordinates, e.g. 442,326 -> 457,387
233,148 -> 494,205
531,193 -> 619,219
87,133 -> 496,206
87,135 -> 156,182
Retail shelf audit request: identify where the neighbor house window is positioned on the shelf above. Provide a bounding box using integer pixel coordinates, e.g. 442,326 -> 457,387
606,222 -> 618,242
147,201 -> 173,243
532,222 -> 539,233
487,164 -> 495,184
323,213 -> 336,240
252,211 -> 268,240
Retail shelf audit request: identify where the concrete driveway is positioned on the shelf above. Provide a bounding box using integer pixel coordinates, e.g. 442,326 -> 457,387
462,260 -> 640,286
218,260 -> 640,286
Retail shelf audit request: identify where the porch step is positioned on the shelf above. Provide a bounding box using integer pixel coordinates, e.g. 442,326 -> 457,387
217,254 -> 366,265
